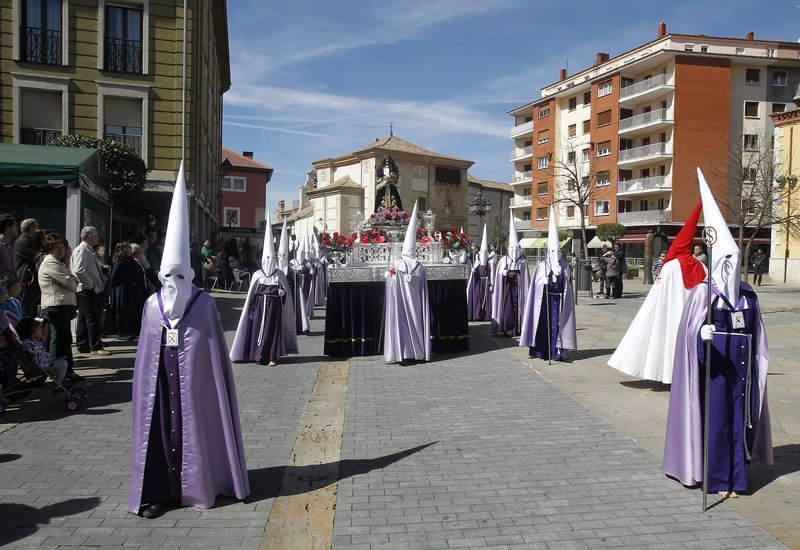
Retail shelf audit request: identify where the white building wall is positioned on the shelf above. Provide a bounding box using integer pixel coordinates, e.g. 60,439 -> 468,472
332,162 -> 361,185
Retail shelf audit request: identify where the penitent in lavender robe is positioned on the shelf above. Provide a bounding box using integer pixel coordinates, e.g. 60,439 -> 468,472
314,257 -> 328,307
384,260 -> 430,363
519,260 -> 576,361
287,265 -> 311,333
230,269 -> 298,364
663,282 -> 772,493
491,255 -> 529,337
128,287 -> 250,513
466,264 -> 492,321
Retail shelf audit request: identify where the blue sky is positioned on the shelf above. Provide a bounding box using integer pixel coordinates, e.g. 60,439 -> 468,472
224,0 -> 800,209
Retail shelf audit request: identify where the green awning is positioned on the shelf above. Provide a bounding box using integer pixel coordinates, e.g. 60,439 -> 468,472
0,144 -> 102,188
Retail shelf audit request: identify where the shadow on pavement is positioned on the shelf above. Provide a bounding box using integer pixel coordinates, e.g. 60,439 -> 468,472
620,380 -> 671,392
245,443 -> 436,503
0,497 -> 101,546
0,453 -> 21,463
569,348 -> 617,360
748,444 -> 800,494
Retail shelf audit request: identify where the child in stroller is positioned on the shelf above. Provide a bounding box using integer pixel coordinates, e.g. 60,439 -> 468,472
0,314 -> 86,414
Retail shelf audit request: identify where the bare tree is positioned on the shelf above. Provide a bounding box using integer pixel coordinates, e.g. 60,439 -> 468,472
544,139 -> 609,296
711,131 -> 800,282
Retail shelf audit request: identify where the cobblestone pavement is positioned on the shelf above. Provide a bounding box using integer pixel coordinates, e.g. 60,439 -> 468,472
0,288 -> 793,549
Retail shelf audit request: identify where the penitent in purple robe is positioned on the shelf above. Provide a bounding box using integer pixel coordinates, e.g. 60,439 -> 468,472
384,260 -> 430,363
128,287 -> 250,513
287,265 -> 311,333
230,269 -> 298,365
314,258 -> 327,307
519,260 -> 577,361
466,264 -> 492,321
491,256 -> 529,337
663,282 -> 772,493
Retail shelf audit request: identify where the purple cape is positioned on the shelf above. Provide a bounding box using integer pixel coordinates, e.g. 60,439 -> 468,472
230,270 -> 298,361
490,255 -> 530,336
128,289 -> 250,512
384,260 -> 430,362
466,263 -> 492,321
314,259 -> 327,306
663,282 -> 773,487
519,260 -> 577,352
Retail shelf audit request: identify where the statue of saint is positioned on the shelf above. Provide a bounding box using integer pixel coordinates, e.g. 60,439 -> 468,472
375,155 -> 403,211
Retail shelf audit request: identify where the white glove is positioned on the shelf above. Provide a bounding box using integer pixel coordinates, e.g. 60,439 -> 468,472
278,289 -> 286,297
700,324 -> 716,342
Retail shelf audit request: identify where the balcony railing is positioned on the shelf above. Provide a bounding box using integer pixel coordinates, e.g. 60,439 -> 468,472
21,26 -> 61,64
515,219 -> 532,229
104,37 -> 143,73
513,170 -> 532,183
511,196 -> 532,207
619,73 -> 671,99
21,127 -> 62,146
617,209 -> 671,224
618,108 -> 671,131
510,120 -> 534,137
617,175 -> 671,194
105,132 -> 142,156
618,142 -> 670,162
510,145 -> 532,160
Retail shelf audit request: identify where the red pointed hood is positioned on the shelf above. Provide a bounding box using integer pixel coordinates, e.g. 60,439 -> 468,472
664,201 -> 705,288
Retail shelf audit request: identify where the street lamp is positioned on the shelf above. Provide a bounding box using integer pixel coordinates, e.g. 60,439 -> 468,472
469,190 -> 492,233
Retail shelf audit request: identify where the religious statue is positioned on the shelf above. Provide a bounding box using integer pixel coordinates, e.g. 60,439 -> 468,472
375,155 -> 403,211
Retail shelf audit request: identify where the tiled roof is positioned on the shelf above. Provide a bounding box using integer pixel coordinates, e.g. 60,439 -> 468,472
468,175 -> 513,193
314,135 -> 472,165
222,148 -> 273,171
307,175 -> 364,196
288,204 -> 314,222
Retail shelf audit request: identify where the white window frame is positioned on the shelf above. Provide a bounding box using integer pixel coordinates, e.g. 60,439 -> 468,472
596,141 -> 611,157
12,0 -> 70,65
222,176 -> 247,192
597,80 -> 613,97
568,96 -> 577,112
538,132 -> 549,144
684,43 -> 695,52
745,68 -> 760,85
538,107 -> 550,119
581,149 -> 591,163
772,70 -> 787,87
537,156 -> 549,170
97,0 -> 150,74
700,44 -> 709,53
11,74 -> 70,144
735,47 -> 745,55
536,208 -> 547,221
96,81 -> 150,162
594,200 -> 610,216
412,165 -> 427,180
223,207 -> 241,227
743,134 -> 759,151
766,48 -> 775,58
596,172 -> 610,186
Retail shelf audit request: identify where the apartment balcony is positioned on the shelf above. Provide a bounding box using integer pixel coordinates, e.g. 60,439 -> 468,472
104,37 -> 143,73
510,145 -> 533,162
510,120 -> 534,138
510,196 -> 532,208
617,142 -> 672,168
618,73 -> 674,105
515,219 -> 533,230
617,175 -> 672,196
618,108 -> 673,137
105,132 -> 142,156
617,209 -> 671,225
21,26 -> 61,64
21,127 -> 62,146
512,171 -> 533,184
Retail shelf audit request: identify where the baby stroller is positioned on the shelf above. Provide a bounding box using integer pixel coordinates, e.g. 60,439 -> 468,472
0,313 -> 86,414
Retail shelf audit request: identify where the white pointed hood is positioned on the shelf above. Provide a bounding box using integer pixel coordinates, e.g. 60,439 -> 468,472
308,234 -> 316,260
399,200 -> 420,271
278,218 -> 289,273
508,212 -> 521,261
478,223 -> 489,266
261,210 -> 277,275
296,234 -> 306,263
158,160 -> 194,325
697,167 -> 740,305
547,205 -> 562,277
312,232 -> 320,258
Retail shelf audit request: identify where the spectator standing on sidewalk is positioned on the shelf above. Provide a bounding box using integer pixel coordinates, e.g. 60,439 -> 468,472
752,248 -> 768,287
38,233 -> 82,380
603,249 -> 620,299
71,227 -> 111,356
612,242 -> 626,298
652,251 -> 667,281
597,245 -> 609,295
0,216 -> 17,279
110,241 -> 146,340
14,218 -> 42,317
692,244 -> 707,266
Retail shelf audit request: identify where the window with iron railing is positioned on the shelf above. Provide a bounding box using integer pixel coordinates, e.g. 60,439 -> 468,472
105,5 -> 143,73
21,127 -> 61,145
104,125 -> 142,156
20,0 -> 62,64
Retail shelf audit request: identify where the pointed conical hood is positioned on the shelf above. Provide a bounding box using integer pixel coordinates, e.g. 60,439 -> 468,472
547,205 -> 562,276
508,211 -> 520,261
278,218 -> 289,273
261,210 -> 276,274
697,167 -> 740,304
478,223 -> 489,266
402,201 -> 419,260
160,161 -> 191,274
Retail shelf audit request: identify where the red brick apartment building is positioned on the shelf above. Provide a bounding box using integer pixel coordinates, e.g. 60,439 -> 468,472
220,148 -> 273,231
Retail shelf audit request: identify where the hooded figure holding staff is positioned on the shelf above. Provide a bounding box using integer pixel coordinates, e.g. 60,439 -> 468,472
491,213 -> 529,337
466,224 -> 493,322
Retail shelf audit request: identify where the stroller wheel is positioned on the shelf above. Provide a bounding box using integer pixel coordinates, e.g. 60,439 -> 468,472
65,398 -> 81,412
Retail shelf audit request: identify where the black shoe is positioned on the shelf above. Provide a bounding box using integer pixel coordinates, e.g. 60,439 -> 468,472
139,503 -> 173,519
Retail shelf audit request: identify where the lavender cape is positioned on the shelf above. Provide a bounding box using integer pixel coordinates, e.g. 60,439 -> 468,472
384,261 -> 430,362
128,289 -> 250,513
314,258 -> 327,306
519,260 -> 577,353
230,269 -> 298,362
466,263 -> 492,321
490,255 -> 530,336
288,264 -> 312,332
663,282 -> 773,488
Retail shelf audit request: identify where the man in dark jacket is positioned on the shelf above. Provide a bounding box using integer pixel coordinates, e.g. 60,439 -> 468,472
612,243 -> 627,298
13,218 -> 41,317
752,248 -> 768,286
